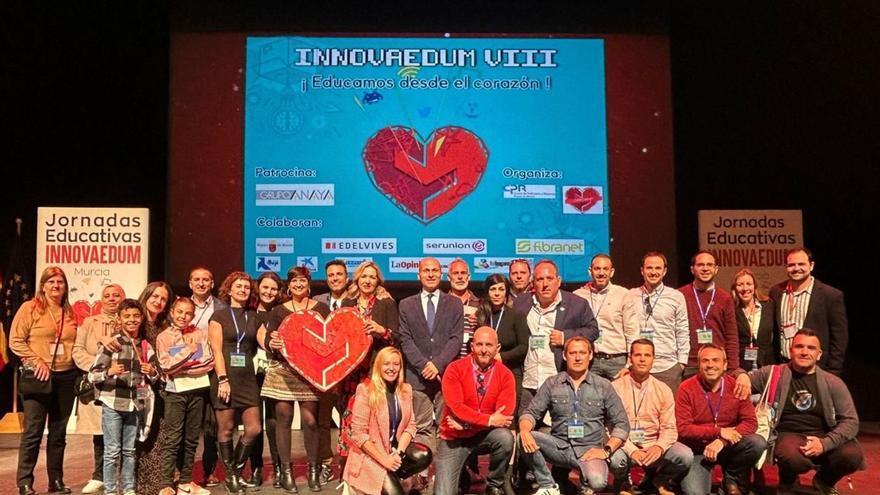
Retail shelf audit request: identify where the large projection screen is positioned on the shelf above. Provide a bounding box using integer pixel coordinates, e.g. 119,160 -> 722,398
167,33 -> 676,289
243,37 -> 608,280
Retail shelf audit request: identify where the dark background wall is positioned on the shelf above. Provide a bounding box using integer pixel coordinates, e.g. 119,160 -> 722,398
2,1 -> 878,417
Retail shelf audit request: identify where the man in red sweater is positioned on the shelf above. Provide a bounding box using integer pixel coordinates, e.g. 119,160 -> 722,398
679,251 -> 740,379
434,326 -> 516,495
676,344 -> 766,495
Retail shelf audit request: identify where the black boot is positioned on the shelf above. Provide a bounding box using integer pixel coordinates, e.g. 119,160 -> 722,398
235,441 -> 258,491
18,485 -> 35,495
47,480 -> 71,494
248,466 -> 264,488
279,464 -> 299,494
272,452 -> 283,489
307,463 -> 321,492
220,441 -> 244,494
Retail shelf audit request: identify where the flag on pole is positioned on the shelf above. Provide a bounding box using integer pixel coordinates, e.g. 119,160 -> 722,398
2,219 -> 32,372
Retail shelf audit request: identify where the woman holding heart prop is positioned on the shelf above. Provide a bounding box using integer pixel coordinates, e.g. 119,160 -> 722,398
257,266 -> 330,493
336,261 -> 398,470
208,271 -> 262,494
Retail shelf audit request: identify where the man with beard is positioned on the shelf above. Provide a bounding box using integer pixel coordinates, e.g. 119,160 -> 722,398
770,248 -> 848,375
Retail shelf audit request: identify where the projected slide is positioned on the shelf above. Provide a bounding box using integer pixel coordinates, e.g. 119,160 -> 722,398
243,36 -> 609,281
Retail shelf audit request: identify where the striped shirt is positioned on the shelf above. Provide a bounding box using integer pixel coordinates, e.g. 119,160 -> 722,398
779,277 -> 814,359
89,334 -> 159,412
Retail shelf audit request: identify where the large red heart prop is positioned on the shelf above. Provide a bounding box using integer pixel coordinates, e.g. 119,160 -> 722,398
363,126 -> 489,224
564,186 -> 603,213
277,308 -> 372,392
72,300 -> 103,326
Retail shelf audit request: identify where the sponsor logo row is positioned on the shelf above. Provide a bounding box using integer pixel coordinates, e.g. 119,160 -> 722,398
257,238 -> 584,256
254,183 -> 603,215
254,255 -> 537,274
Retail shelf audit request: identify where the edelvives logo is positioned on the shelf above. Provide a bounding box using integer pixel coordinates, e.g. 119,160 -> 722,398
515,239 -> 584,255
423,238 -> 487,254
255,184 -> 335,206
322,238 -> 397,254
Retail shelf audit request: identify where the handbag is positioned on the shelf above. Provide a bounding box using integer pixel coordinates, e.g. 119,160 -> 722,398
74,372 -> 95,403
754,364 -> 781,468
18,308 -> 63,396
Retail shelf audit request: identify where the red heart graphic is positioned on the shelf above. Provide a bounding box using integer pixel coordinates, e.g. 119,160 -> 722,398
72,300 -> 103,326
363,126 -> 489,224
277,307 -> 372,392
564,187 -> 603,213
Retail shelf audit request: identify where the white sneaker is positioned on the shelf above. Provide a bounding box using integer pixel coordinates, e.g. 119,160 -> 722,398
122,491 -> 137,495
534,484 -> 561,495
82,480 -> 104,494
177,482 -> 210,495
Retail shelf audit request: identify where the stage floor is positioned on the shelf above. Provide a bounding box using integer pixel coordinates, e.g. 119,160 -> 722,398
1,430 -> 878,494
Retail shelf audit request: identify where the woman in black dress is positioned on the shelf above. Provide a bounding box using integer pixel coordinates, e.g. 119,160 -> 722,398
251,271 -> 285,487
257,266 -> 330,493
731,268 -> 778,370
209,271 -> 263,493
135,281 -> 175,495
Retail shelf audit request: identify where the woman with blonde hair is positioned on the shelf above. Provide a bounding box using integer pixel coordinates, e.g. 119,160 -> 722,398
9,266 -> 79,495
731,268 -> 778,370
343,346 -> 432,495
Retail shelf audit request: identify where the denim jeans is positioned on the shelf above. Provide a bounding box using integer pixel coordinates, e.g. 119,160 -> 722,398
609,441 -> 694,487
101,405 -> 139,494
591,355 -> 628,381
680,434 -> 766,495
434,428 -> 514,495
523,431 -> 609,491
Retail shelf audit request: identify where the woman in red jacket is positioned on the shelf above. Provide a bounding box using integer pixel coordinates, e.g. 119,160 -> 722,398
343,347 -> 432,495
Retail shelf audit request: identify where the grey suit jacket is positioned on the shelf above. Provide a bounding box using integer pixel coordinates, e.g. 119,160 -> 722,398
313,292 -> 345,310
398,291 -> 464,392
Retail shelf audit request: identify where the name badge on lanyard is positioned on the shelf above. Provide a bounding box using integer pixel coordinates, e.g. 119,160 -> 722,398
566,387 -> 585,439
629,427 -> 646,444
744,345 -> 758,362
640,328 -> 655,341
137,385 -> 149,401
697,327 -> 713,344
529,334 -> 548,350
229,308 -> 248,368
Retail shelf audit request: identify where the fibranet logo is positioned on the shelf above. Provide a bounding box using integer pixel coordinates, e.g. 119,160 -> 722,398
255,184 -> 335,206
515,239 -> 584,255
322,238 -> 397,254
423,238 -> 487,254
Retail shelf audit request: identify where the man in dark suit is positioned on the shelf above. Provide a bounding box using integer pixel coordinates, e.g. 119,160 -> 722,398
769,248 -> 848,375
313,259 -> 349,310
513,259 -> 599,413
399,257 -> 464,490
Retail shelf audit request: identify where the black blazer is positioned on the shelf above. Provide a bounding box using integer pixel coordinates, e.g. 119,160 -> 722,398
769,278 -> 848,375
479,306 -> 529,377
735,299 -> 777,370
512,290 -> 599,371
341,296 -> 399,350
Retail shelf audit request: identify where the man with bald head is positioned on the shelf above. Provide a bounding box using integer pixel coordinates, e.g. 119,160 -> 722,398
434,327 -> 516,495
399,257 -> 464,491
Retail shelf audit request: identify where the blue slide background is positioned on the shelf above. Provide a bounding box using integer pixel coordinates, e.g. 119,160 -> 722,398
244,36 -> 608,281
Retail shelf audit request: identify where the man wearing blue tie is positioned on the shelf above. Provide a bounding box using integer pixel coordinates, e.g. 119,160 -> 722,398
399,257 -> 465,492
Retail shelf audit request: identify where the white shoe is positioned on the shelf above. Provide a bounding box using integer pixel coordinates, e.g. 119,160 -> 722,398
122,491 -> 137,495
534,484 -> 561,495
82,480 -> 104,494
177,482 -> 210,495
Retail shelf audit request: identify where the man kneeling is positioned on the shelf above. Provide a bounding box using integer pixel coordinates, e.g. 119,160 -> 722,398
520,336 -> 629,495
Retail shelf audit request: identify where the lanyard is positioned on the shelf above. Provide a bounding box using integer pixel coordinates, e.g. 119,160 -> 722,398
193,298 -> 211,328
140,339 -> 150,363
703,378 -> 725,427
491,307 -> 505,331
569,383 -> 580,420
230,307 -> 248,352
692,286 -> 716,328
389,394 -> 401,441
47,307 -> 63,344
630,376 -> 649,426
744,303 -> 759,344
588,284 -> 608,318
642,285 -> 664,324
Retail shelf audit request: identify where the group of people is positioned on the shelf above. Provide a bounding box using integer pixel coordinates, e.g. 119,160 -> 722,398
6,247 -> 864,495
